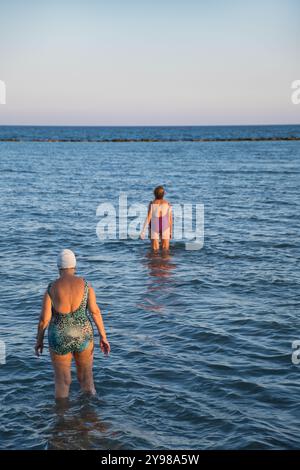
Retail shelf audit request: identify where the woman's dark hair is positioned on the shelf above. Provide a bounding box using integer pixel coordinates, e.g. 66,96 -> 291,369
154,185 -> 165,200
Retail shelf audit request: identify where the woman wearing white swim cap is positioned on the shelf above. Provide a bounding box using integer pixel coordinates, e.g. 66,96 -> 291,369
35,249 -> 110,399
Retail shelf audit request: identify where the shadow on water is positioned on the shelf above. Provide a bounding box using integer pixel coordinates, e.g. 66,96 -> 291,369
137,248 -> 177,313
46,394 -> 122,450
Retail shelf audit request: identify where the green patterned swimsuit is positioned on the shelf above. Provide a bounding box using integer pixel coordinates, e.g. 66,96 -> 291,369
48,279 -> 94,355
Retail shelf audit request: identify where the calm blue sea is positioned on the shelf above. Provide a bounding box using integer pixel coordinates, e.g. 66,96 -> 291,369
0,125 -> 300,450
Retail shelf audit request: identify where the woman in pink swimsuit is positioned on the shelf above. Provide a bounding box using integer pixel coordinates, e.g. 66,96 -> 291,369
141,186 -> 172,251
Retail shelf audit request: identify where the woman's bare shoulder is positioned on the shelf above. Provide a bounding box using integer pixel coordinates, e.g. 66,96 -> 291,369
49,278 -> 59,288
73,276 -> 86,286
52,276 -> 85,289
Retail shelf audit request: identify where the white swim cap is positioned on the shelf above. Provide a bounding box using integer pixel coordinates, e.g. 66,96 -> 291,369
57,249 -> 76,269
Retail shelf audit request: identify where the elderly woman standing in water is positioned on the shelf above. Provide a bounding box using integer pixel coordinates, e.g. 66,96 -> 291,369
141,185 -> 172,251
35,249 -> 110,399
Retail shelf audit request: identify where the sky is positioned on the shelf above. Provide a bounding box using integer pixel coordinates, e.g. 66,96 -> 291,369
0,0 -> 299,125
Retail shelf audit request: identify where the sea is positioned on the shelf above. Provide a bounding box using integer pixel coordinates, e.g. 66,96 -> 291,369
0,124 -> 299,449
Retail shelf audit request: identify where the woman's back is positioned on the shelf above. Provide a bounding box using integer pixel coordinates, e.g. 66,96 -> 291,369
48,274 -> 93,356
150,198 -> 170,215
49,275 -> 86,314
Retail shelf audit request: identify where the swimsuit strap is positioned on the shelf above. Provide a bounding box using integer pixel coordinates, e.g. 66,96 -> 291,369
79,279 -> 89,309
47,281 -> 53,299
47,281 -> 57,314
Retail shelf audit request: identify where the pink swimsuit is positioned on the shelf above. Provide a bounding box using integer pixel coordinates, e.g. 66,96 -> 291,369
148,202 -> 171,240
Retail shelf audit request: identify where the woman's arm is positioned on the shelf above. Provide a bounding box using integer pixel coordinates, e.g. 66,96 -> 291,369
140,202 -> 152,239
88,285 -> 110,355
35,291 -> 52,356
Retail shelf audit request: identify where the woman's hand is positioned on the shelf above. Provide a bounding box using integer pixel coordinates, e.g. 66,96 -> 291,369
100,337 -> 111,356
140,231 -> 145,240
35,340 -> 44,357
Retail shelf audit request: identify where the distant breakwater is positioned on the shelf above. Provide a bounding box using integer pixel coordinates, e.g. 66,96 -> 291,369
1,136 -> 300,143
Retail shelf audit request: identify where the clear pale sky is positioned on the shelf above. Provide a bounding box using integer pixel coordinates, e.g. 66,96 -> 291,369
0,0 -> 299,125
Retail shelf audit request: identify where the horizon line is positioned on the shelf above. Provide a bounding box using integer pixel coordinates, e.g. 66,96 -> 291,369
0,122 -> 299,128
